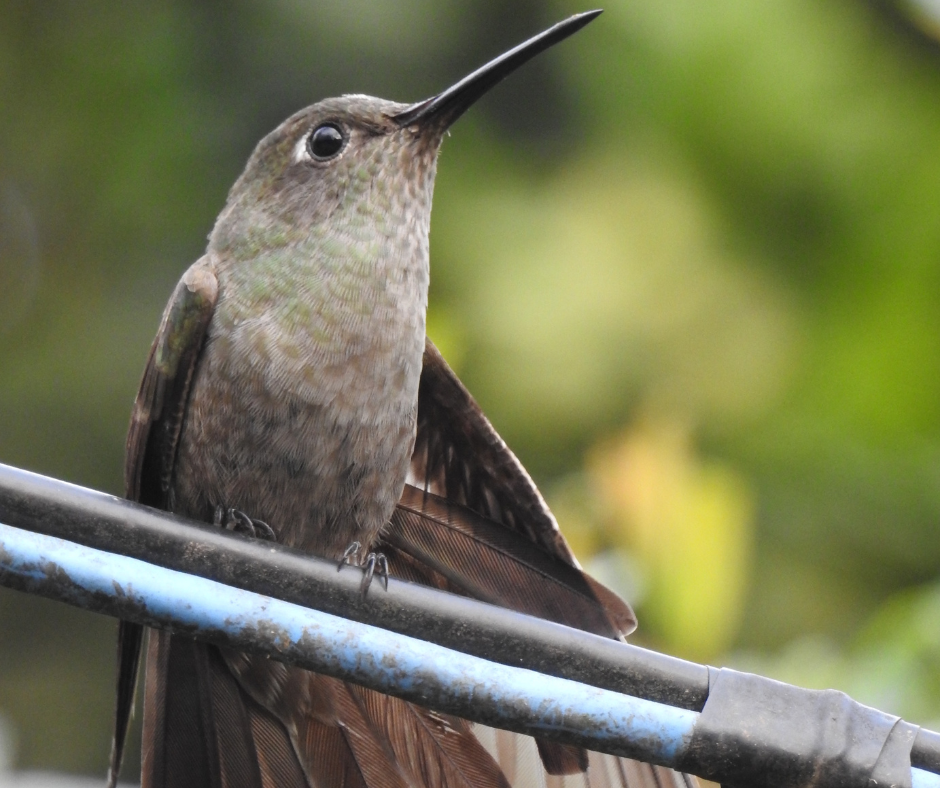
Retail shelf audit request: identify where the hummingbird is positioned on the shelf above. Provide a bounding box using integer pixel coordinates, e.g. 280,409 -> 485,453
109,11 -> 699,788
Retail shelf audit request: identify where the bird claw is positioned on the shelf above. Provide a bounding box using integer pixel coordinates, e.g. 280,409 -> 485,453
337,541 -> 362,571
214,506 -> 277,541
336,541 -> 388,595
360,552 -> 389,596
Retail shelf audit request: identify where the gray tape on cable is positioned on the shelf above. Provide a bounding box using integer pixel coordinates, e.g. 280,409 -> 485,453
675,668 -> 918,788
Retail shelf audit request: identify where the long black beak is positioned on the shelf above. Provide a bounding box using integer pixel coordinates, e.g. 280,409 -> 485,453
391,10 -> 602,129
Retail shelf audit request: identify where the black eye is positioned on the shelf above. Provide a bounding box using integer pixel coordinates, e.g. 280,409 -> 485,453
307,123 -> 345,160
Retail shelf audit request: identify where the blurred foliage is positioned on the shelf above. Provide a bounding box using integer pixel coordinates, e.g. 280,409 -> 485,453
729,577 -> 940,732
589,419 -> 754,661
4,0 -> 940,777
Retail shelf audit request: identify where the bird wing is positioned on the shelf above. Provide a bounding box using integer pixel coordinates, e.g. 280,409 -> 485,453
380,337 -> 697,787
394,338 -> 634,644
387,484 -> 635,638
119,263 -> 314,788
110,260 -> 219,787
406,339 -> 578,563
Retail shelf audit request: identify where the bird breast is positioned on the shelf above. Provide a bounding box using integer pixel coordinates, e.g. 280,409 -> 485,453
171,234 -> 430,556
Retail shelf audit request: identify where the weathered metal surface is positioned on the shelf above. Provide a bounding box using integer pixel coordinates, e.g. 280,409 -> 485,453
0,520 -> 698,765
0,461 -> 711,709
1,468 -> 938,787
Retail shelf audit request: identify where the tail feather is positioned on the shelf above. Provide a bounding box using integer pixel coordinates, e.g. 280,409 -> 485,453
224,649 -> 510,788
198,644 -> 265,788
474,726 -> 697,788
138,508 -> 700,788
221,652 -> 394,788
142,632 -> 220,788
535,741 -> 588,776
349,683 -> 510,788
295,676 -> 413,788
245,702 -> 310,788
297,720 -> 368,788
141,622 -> 703,788
141,632 -> 305,788
108,621 -> 144,788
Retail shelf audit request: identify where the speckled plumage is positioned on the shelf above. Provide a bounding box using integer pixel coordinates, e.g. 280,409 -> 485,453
172,96 -> 440,558
110,14 -> 701,788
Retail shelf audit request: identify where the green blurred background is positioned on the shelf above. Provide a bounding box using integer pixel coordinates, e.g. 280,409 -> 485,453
3,0 -> 940,779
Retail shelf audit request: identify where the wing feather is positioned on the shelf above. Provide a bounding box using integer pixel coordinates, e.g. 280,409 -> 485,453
399,339 -> 697,787
111,261 -> 220,787
124,262 -> 219,506
387,485 -> 635,638
411,340 -> 572,560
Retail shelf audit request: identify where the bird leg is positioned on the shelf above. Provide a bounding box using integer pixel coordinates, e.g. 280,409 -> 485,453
213,505 -> 277,541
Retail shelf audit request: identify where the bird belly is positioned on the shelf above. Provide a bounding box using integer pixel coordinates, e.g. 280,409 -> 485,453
170,320 -> 422,559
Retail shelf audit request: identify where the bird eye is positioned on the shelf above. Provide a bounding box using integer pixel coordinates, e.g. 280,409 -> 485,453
307,123 -> 346,160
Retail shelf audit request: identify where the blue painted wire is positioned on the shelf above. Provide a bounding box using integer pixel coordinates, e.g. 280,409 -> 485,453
914,768 -> 940,788
1,519 -> 933,786
0,520 -> 697,765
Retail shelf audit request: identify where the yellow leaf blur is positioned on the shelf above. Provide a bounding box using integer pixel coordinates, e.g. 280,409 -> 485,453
590,418 -> 754,660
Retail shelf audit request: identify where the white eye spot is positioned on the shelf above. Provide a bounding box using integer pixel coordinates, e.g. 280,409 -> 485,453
293,135 -> 311,164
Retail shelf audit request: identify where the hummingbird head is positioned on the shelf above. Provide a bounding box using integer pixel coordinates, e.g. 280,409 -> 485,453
209,94 -> 437,260
208,10 -> 602,260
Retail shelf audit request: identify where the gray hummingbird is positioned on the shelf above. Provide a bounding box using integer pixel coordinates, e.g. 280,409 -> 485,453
109,11 -> 699,788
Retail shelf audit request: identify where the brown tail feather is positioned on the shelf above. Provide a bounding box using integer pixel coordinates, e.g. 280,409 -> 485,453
245,702 -> 310,788
475,727 -> 699,788
138,494 -> 693,788
224,648 -> 511,788
297,720 -> 369,788
141,632 -> 306,788
142,631 -> 220,788
350,683 -> 511,788
297,676 -> 413,788
535,740 -> 588,776
197,645 -> 268,788
109,620 -> 144,788
220,652 -> 404,788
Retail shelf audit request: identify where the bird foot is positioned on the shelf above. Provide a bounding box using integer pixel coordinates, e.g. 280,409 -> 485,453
337,541 -> 362,570
361,551 -> 389,595
214,506 -> 277,541
337,541 -> 389,595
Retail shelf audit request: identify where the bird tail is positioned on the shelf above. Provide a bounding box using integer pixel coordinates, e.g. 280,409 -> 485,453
473,725 -> 699,788
139,631 -> 309,788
